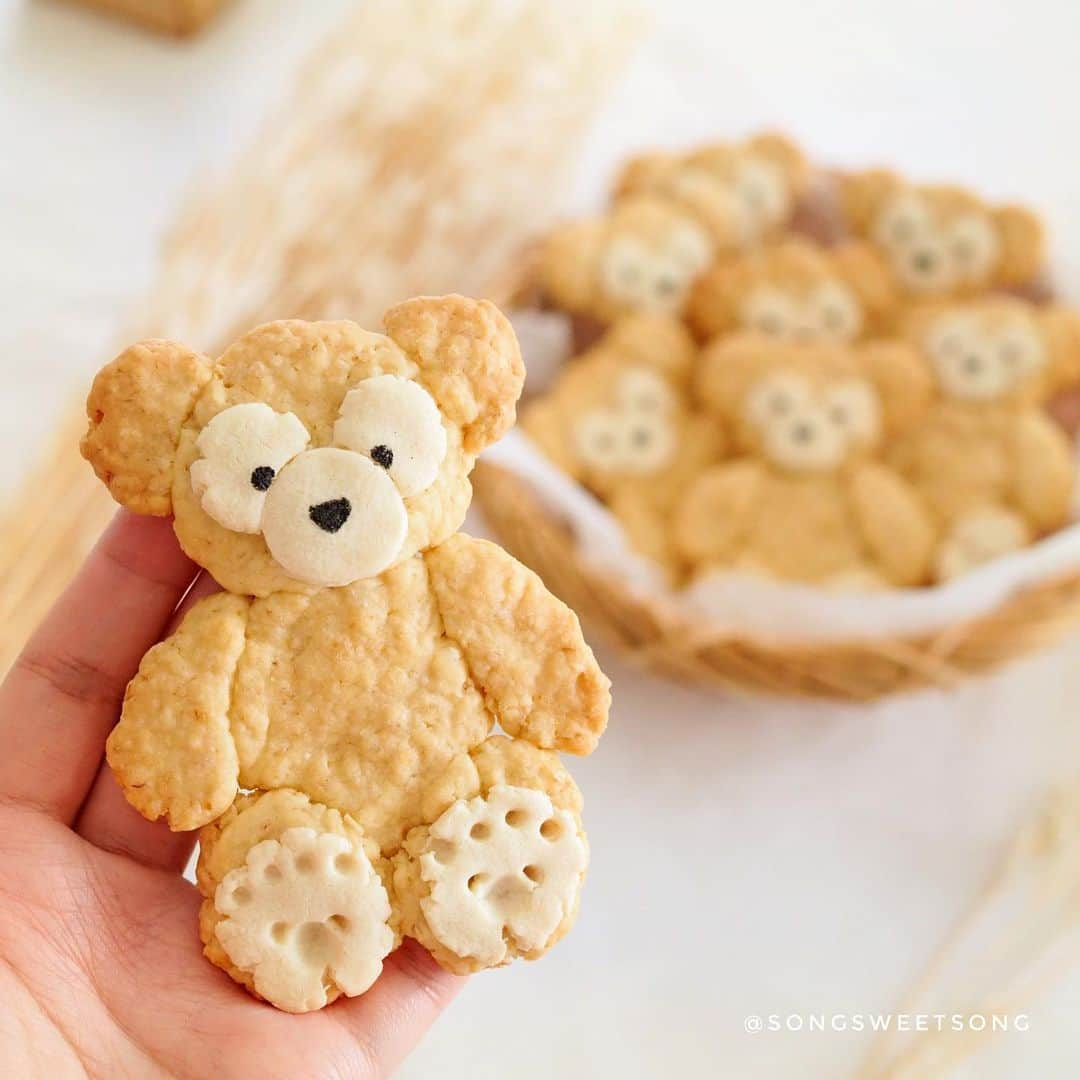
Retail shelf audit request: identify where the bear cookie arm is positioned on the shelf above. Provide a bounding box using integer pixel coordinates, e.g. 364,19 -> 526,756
426,534 -> 611,756
106,592 -> 247,830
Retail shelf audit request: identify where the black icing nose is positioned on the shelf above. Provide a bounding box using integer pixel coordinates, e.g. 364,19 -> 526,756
912,250 -> 936,273
309,498 -> 352,534
963,354 -> 983,374
792,423 -> 815,443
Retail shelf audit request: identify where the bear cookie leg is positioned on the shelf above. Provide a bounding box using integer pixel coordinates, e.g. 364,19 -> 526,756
394,736 -> 589,975
197,790 -> 397,1013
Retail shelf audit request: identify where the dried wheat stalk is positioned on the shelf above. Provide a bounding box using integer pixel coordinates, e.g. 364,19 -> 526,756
0,0 -> 642,674
859,779 -> 1080,1078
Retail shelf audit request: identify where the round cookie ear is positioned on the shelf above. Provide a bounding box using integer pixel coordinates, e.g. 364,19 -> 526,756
831,241 -> 900,332
1039,306 -> 1080,394
82,339 -> 212,515
837,169 -> 900,235
746,132 -> 810,195
685,257 -> 748,343
382,294 -> 525,454
611,151 -> 680,199
538,218 -> 607,317
598,315 -> 697,385
857,340 -> 933,436
994,204 -> 1045,286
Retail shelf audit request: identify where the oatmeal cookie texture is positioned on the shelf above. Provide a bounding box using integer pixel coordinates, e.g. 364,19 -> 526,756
82,295 -> 610,1013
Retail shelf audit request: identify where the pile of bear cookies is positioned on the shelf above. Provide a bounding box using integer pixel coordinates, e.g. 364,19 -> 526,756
522,133 -> 1080,590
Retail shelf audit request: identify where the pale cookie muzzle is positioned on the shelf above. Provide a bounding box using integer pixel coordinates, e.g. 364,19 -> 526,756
418,785 -> 587,967
262,447 -> 408,587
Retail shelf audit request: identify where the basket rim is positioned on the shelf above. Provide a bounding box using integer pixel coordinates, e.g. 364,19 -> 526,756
472,458 -> 1080,698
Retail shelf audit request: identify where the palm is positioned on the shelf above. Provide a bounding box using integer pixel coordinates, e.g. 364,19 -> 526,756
0,515 -> 458,1078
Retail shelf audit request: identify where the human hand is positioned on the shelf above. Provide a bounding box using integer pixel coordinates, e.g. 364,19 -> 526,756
0,512 -> 461,1078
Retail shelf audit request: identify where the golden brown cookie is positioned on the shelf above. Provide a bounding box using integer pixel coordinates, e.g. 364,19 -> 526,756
82,295 -> 610,1012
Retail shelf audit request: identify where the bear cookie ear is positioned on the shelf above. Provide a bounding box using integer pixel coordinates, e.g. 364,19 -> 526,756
383,294 -> 525,454
81,339 -> 212,515
838,169 -> 901,234
994,204 -> 1045,286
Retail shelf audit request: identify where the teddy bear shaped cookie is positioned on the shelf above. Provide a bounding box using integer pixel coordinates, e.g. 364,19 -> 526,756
838,169 -> 1045,301
81,295 -> 611,1013
685,238 -> 899,345
675,336 -> 936,588
522,316 -> 724,581
613,132 -> 810,251
539,195 -> 715,331
889,297 -> 1079,580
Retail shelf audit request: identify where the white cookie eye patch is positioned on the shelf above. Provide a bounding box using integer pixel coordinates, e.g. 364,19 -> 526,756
742,283 -> 863,343
190,403 -> 311,533
822,379 -> 881,446
333,375 -> 447,497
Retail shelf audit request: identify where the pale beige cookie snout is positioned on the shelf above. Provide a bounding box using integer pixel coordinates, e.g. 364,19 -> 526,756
262,447 -> 408,587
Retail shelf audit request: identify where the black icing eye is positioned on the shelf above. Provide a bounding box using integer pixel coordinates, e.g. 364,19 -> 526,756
770,393 -> 792,415
370,444 -> 394,470
250,466 -> 275,492
829,406 -> 849,426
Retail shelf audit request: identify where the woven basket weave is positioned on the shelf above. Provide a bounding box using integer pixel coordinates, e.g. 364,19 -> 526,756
472,459 -> 1080,701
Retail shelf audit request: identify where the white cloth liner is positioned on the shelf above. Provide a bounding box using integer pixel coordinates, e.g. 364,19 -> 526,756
483,426 -> 1080,645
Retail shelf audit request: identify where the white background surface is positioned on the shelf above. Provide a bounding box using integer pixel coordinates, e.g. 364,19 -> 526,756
3,1 -> 1080,1076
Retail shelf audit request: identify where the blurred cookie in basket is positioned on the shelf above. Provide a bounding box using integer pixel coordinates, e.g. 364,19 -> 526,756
837,169 -> 1046,302
890,297 -> 1080,580
540,197 -> 715,333
522,317 -> 724,579
613,133 -> 811,252
65,0 -> 230,35
677,337 -> 936,588
685,238 -> 899,345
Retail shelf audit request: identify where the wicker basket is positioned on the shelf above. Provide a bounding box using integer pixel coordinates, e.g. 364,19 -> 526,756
472,459 -> 1080,702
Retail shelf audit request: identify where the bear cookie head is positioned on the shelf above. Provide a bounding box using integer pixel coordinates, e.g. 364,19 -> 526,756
697,336 -> 932,474
523,316 -> 724,580
522,315 -> 715,496
839,169 -> 1044,298
539,196 -> 715,325
82,295 -> 525,596
686,238 -> 898,345
613,132 -> 810,251
900,297 -> 1080,408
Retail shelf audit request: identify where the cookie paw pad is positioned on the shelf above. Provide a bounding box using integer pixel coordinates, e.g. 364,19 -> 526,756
418,784 -> 586,967
214,827 -> 393,1012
